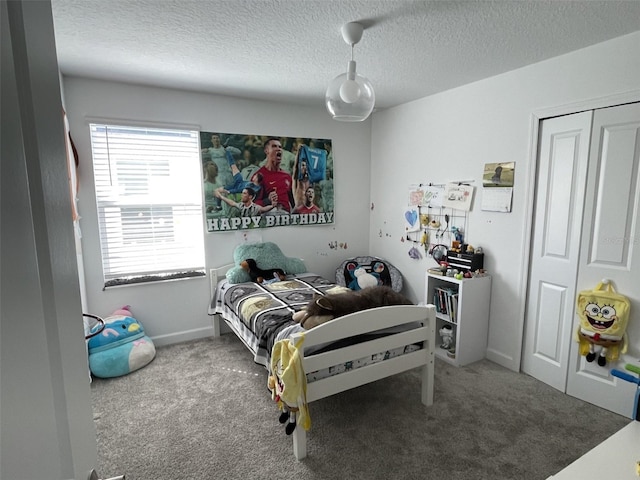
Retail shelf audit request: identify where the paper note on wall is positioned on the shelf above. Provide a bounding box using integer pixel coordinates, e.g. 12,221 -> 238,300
481,187 -> 513,212
442,183 -> 475,211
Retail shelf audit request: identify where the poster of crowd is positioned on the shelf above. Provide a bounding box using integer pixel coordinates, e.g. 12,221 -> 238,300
200,132 -> 334,232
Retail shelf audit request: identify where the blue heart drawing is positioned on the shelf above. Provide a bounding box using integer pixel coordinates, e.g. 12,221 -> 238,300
405,209 -> 418,226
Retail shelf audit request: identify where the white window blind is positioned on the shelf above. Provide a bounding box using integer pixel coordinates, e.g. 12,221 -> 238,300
89,123 -> 205,288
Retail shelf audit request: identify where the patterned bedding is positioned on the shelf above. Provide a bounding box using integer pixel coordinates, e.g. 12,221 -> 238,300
212,274 -> 348,367
211,273 -> 423,375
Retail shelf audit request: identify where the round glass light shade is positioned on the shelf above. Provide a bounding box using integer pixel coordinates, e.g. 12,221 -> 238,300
325,71 -> 375,122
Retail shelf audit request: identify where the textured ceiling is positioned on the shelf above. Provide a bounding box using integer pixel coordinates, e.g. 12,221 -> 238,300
50,0 -> 640,111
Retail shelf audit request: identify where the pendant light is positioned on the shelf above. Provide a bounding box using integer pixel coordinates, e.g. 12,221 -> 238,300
325,22 -> 375,122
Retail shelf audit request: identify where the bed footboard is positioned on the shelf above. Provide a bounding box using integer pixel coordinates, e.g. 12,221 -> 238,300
289,304 -> 436,460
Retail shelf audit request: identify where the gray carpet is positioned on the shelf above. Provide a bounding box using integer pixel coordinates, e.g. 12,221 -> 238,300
91,335 -> 629,480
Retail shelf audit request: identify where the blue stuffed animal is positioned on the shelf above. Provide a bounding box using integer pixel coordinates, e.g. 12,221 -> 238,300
345,262 -> 380,290
87,306 -> 155,378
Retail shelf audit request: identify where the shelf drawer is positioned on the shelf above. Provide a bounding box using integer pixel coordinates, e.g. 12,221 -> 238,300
446,252 -> 484,272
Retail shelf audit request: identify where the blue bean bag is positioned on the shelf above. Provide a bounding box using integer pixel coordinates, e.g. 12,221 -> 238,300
87,307 -> 156,378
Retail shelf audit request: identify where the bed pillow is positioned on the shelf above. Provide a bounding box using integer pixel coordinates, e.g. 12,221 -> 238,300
335,256 -> 404,292
226,242 -> 307,284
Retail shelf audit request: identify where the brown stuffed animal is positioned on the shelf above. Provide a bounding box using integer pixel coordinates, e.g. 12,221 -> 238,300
292,286 -> 413,329
241,258 -> 286,284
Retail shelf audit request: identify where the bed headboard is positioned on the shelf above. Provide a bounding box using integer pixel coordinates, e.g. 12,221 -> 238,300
210,264 -> 234,298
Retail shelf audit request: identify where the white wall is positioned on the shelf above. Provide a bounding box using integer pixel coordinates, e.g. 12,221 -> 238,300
63,31 -> 640,368
63,78 -> 372,345
369,31 -> 640,371
1,2 -> 97,478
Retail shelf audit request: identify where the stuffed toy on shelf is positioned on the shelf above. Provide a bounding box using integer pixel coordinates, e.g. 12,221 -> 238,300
439,325 -> 455,350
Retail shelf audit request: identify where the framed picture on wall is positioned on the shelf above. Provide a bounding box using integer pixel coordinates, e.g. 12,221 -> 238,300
483,162 -> 515,187
200,132 -> 334,232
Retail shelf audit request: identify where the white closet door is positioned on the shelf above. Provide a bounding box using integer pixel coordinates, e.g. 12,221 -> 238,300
521,112 -> 593,391
566,102 -> 640,416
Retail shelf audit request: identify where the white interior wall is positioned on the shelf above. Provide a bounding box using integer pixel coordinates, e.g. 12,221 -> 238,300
63,31 -> 640,365
1,2 -> 97,478
369,30 -> 640,371
63,77 -> 372,345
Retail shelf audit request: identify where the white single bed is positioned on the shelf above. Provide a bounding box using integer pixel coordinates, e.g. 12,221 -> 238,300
209,264 -> 436,460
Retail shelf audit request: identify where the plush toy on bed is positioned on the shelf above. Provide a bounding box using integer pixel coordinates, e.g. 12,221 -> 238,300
348,267 -> 379,290
337,256 -> 401,292
87,306 -> 156,378
292,286 -> 413,329
226,241 -> 307,284
241,258 -> 286,284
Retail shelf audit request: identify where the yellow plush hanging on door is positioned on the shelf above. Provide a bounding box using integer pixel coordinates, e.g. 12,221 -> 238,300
575,279 -> 631,367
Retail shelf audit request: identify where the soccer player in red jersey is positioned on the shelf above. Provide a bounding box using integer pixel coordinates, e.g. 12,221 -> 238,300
255,137 -> 294,213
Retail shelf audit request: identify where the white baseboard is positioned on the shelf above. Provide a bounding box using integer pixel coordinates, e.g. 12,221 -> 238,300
150,325 -> 216,347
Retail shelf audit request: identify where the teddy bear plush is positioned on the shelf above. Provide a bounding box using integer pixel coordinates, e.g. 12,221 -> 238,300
241,258 -> 286,284
292,286 -> 413,329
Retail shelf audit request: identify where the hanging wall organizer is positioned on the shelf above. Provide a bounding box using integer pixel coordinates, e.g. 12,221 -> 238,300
405,182 -> 479,270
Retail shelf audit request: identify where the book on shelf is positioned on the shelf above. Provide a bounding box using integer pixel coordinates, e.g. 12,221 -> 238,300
434,286 -> 459,321
450,293 -> 458,323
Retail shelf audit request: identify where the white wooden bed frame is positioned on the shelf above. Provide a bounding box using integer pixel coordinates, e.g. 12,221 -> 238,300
210,265 -> 436,460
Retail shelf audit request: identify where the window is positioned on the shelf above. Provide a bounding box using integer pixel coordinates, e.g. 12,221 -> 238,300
89,123 -> 205,288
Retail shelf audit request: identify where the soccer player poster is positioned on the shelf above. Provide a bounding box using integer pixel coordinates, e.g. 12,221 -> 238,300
200,132 -> 334,232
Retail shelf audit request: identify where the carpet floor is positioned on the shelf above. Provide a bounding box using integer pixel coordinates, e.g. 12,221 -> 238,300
91,335 -> 630,480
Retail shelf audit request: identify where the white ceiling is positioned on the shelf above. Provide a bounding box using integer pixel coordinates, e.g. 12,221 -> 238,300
50,0 -> 640,111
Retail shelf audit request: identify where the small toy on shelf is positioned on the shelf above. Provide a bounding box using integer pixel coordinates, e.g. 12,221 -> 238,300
439,325 -> 454,350
451,226 -> 464,244
450,241 -> 462,253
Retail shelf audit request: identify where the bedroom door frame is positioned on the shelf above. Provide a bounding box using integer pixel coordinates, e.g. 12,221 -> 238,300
514,89 -> 640,373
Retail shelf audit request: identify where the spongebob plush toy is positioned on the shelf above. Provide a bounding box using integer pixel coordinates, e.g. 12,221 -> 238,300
575,280 -> 631,367
268,337 -> 311,436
